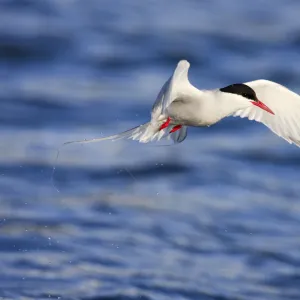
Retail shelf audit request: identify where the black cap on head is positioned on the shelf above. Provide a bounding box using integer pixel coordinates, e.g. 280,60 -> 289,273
220,83 -> 258,101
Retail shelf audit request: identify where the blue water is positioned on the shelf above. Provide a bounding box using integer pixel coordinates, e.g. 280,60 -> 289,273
1,1 -> 300,299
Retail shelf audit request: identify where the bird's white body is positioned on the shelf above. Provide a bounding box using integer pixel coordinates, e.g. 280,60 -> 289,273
154,60 -> 252,127
64,60 -> 300,148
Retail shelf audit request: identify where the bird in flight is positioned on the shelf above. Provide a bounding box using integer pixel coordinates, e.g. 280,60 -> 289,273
64,60 -> 300,147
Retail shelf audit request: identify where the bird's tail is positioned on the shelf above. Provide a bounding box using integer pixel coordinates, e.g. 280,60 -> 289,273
62,121 -> 188,146
63,121 -> 164,146
51,121 -> 187,191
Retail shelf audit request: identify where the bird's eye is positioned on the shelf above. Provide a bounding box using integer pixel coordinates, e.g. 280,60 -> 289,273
242,93 -> 257,101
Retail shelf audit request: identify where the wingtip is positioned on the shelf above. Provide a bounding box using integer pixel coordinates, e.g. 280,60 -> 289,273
177,59 -> 190,69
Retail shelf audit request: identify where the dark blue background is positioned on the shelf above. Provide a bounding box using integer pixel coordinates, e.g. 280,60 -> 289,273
0,1 -> 300,299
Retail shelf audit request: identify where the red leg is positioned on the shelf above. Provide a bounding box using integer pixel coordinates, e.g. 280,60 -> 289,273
170,125 -> 182,133
159,117 -> 171,131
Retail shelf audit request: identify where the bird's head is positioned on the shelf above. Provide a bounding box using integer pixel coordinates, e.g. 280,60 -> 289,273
220,83 -> 275,115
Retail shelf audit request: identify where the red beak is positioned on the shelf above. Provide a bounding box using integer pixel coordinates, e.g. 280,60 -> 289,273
251,100 -> 275,115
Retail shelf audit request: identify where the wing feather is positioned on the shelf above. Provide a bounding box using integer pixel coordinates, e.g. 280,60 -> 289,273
232,79 -> 300,146
170,126 -> 188,143
151,60 -> 190,119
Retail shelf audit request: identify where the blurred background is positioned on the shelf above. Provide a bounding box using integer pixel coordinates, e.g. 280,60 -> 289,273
0,0 -> 300,299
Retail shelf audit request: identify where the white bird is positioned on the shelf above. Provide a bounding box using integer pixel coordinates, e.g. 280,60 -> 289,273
64,59 -> 300,147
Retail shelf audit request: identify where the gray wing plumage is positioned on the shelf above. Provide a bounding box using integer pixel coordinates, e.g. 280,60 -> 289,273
233,79 -> 300,147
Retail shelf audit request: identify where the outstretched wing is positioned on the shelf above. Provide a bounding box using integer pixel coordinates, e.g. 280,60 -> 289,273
232,79 -> 300,147
152,60 -> 191,119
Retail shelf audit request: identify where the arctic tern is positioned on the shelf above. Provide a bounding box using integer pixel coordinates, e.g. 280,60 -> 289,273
62,59 -> 300,147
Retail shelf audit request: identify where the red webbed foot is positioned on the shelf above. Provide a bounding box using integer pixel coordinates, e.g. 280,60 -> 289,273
159,117 -> 171,131
170,125 -> 182,133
